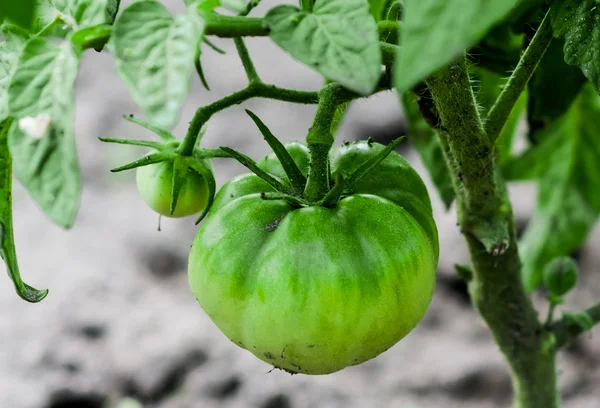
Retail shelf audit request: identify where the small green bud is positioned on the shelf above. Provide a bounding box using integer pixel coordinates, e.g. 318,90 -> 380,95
543,257 -> 578,298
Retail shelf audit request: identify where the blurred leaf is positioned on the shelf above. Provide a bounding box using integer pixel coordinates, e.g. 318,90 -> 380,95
35,0 -> 109,35
470,23 -> 524,75
0,118 -> 48,303
265,0 -> 382,95
473,67 -> 525,163
71,23 -> 112,50
395,0 -> 519,93
504,84 -> 600,291
369,0 -> 392,21
7,38 -> 81,228
0,23 -> 30,122
0,0 -> 36,29
528,38 -> 587,138
549,0 -> 600,95
111,0 -> 205,130
106,0 -> 121,25
562,311 -> 595,332
402,92 -> 455,208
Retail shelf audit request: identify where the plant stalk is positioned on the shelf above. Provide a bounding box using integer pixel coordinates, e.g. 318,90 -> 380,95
426,56 -> 559,408
304,85 -> 342,202
179,84 -> 319,156
485,11 -> 553,143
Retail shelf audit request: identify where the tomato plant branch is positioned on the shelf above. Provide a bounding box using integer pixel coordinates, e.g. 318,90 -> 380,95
205,15 -> 268,37
551,301 -> 600,348
426,58 -> 509,255
426,56 -> 560,408
300,0 -> 314,12
304,84 -> 345,202
179,84 -> 319,156
484,11 -> 553,143
234,37 -> 261,84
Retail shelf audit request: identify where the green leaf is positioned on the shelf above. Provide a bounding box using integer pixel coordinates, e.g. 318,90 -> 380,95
221,0 -> 252,14
0,23 -> 30,123
112,0 -> 205,130
106,0 -> 120,25
369,0 -> 391,21
504,85 -> 600,291
0,118 -> 48,303
396,0 -> 519,93
562,312 -> 595,332
265,0 -> 382,95
7,37 -> 81,228
528,38 -> 587,136
35,0 -> 109,34
71,23 -> 112,50
245,109 -> 307,193
0,0 -> 36,29
402,92 -> 455,208
549,0 -> 600,95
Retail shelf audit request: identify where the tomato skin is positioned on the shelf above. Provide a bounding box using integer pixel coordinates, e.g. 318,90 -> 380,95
189,141 -> 438,374
136,161 -> 210,218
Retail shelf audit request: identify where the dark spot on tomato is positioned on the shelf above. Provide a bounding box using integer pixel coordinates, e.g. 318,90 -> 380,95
265,213 -> 287,232
307,344 -> 315,348
264,352 -> 275,360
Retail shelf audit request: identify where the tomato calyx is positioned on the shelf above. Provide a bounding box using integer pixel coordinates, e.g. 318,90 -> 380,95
221,109 -> 406,208
100,115 -> 222,223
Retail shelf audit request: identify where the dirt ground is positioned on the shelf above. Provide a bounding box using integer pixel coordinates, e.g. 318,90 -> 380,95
0,1 -> 598,407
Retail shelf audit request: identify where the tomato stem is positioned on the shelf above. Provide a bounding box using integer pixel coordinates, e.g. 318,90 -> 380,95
426,54 -> 560,408
304,84 -> 343,202
234,38 -> 261,84
300,0 -> 313,12
484,11 -> 553,143
179,84 -> 319,156
205,15 -> 268,37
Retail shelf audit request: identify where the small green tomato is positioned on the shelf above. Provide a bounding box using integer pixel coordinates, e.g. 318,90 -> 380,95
543,257 -> 578,298
136,161 -> 210,218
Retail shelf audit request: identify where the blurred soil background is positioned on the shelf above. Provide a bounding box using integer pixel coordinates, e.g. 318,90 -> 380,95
0,1 -> 598,407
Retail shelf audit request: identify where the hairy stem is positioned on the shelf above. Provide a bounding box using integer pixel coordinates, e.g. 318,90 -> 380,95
552,301 -> 600,348
205,15 -> 268,37
426,56 -> 559,408
179,84 -> 319,156
426,58 -> 509,254
234,37 -> 261,84
304,85 -> 343,202
300,0 -> 313,12
485,11 -> 553,143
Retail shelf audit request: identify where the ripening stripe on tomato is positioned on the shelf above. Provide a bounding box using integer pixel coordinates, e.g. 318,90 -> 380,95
189,141 -> 438,374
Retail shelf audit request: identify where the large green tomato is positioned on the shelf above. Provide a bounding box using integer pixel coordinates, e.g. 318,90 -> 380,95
136,161 -> 210,218
189,141 -> 438,374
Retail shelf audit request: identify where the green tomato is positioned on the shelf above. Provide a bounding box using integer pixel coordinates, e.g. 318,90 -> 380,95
189,141 -> 438,374
543,257 -> 578,298
136,161 -> 210,218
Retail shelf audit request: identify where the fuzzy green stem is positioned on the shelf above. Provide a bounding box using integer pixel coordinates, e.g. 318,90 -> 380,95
426,58 -> 509,254
205,15 -> 268,37
545,303 -> 557,327
552,301 -> 600,348
485,11 -> 553,143
300,0 -> 313,12
304,85 -> 343,202
426,56 -> 559,408
179,84 -> 319,156
234,37 -> 261,84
